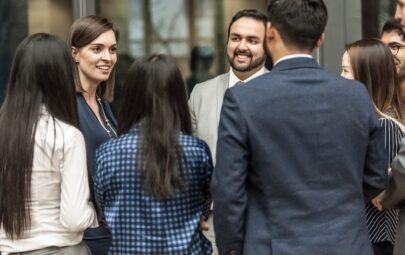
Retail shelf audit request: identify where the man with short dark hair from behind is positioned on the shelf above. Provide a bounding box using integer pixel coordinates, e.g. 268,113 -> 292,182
211,0 -> 388,254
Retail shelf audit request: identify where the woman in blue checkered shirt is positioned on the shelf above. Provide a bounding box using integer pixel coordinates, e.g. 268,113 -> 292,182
94,54 -> 213,255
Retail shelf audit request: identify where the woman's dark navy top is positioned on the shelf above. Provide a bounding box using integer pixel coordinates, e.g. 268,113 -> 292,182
77,94 -> 117,240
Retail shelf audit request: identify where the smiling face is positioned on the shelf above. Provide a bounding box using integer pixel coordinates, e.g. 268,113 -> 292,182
72,29 -> 117,88
381,30 -> 405,78
341,51 -> 355,80
227,17 -> 266,78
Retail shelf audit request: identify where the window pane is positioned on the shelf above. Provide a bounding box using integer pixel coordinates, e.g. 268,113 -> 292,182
0,0 -> 28,103
195,0 -> 214,38
151,42 -> 188,56
151,0 -> 188,38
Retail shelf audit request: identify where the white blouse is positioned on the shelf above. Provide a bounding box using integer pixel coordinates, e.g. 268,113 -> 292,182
0,109 -> 97,254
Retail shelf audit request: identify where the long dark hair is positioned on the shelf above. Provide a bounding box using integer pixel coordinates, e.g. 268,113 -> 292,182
67,15 -> 119,102
346,38 -> 405,123
0,33 -> 79,239
118,54 -> 192,200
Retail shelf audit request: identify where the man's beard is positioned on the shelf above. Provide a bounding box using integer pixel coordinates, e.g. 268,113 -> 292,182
228,49 -> 266,72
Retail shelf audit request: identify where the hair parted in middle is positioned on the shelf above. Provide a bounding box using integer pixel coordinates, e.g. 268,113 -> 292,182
67,15 -> 119,102
346,38 -> 405,124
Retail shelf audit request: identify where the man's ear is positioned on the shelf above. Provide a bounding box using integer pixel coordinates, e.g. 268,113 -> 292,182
316,33 -> 325,48
71,46 -> 79,63
266,22 -> 276,42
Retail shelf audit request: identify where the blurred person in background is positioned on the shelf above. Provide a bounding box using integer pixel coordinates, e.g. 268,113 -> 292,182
381,18 -> 405,105
186,45 -> 215,97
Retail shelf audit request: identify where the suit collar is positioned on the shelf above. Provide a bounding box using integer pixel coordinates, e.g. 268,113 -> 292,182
228,66 -> 268,87
217,72 -> 230,91
216,73 -> 230,122
272,57 -> 320,71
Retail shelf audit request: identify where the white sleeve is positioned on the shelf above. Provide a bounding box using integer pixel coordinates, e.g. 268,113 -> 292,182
60,127 -> 98,232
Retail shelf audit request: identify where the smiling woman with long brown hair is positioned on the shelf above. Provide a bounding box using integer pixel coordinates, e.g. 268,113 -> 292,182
67,15 -> 119,255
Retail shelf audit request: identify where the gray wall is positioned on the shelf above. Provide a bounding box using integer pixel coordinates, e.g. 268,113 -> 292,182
319,0 -> 362,74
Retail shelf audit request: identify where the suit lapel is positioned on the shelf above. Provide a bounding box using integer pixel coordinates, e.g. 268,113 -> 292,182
216,73 -> 230,122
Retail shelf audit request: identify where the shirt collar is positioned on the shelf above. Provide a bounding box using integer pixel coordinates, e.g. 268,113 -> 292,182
273,54 -> 313,67
228,66 -> 267,88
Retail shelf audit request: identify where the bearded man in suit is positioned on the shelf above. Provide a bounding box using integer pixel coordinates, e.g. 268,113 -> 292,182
188,9 -> 268,163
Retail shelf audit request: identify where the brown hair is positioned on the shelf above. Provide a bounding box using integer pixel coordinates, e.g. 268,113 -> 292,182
346,38 -> 405,123
67,15 -> 119,102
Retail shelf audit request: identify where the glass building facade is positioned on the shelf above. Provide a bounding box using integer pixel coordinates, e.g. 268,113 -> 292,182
0,0 -> 397,104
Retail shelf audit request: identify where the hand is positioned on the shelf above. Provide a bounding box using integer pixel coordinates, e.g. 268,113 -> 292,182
371,193 -> 383,211
199,217 -> 209,231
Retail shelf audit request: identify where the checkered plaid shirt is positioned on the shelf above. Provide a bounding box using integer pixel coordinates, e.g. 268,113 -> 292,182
94,126 -> 213,255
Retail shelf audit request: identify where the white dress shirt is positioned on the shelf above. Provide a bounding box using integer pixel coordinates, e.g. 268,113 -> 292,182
228,66 -> 268,88
273,54 -> 313,67
0,108 -> 97,254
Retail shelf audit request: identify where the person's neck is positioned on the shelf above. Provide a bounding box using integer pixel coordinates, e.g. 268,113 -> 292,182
270,44 -> 312,64
81,80 -> 99,106
233,65 -> 263,81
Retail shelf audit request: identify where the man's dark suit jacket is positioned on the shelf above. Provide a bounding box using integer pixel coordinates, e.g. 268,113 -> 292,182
211,57 -> 388,255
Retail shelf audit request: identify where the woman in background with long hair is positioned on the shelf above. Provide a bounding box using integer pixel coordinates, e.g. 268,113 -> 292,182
0,33 -> 97,254
94,54 -> 213,255
341,38 -> 405,255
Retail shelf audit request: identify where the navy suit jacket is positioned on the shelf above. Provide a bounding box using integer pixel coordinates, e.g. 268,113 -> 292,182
211,57 -> 388,255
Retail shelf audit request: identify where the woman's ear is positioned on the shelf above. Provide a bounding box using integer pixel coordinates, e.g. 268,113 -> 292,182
71,46 -> 79,63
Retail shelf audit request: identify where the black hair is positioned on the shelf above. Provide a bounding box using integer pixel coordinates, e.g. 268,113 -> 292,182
0,33 -> 79,239
118,54 -> 192,200
227,9 -> 268,39
267,0 -> 328,50
381,18 -> 405,40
